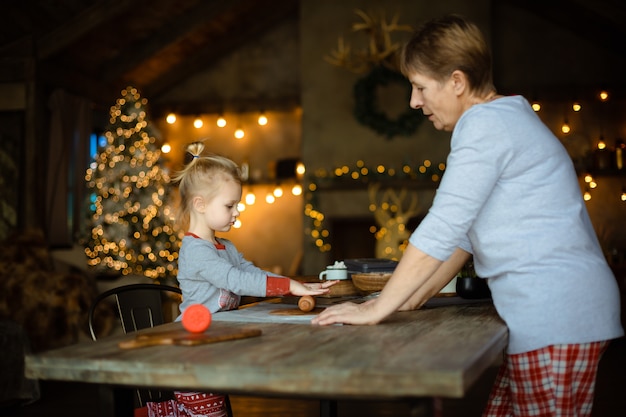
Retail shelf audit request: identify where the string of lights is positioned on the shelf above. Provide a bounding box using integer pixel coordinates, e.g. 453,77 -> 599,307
304,159 -> 445,253
532,89 -> 626,202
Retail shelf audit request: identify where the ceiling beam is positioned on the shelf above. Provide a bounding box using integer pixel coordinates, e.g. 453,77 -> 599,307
36,0 -> 135,59
143,0 -> 298,100
99,0 -> 249,83
150,95 -> 301,117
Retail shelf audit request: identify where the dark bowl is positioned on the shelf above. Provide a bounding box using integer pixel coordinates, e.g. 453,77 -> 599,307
456,276 -> 491,299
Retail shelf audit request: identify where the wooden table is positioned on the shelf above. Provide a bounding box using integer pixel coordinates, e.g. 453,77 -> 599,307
25,300 -> 507,416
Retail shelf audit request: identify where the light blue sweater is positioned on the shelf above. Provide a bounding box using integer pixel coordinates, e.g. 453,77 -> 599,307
176,236 -> 277,318
410,95 -> 623,354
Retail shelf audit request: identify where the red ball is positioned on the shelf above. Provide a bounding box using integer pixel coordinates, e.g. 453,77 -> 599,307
182,304 -> 212,333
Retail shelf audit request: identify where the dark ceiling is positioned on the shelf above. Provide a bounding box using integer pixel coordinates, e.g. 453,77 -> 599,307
0,0 -> 299,114
0,0 -> 624,115
502,0 -> 626,58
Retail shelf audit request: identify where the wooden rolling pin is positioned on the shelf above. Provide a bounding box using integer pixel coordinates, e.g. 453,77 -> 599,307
298,295 -> 316,312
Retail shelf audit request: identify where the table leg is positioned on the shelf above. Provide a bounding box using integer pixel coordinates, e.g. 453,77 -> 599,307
409,397 -> 436,417
319,398 -> 434,417
320,399 -> 337,417
98,385 -> 134,417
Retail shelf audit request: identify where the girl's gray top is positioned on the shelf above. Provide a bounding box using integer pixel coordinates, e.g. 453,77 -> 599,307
176,235 -> 285,318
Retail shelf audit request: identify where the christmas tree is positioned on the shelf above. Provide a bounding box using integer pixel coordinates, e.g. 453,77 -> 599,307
84,86 -> 181,283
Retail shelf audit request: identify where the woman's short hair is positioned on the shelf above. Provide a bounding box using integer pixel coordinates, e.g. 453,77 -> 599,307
401,14 -> 494,96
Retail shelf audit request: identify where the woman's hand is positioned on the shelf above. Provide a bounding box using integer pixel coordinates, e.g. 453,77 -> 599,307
289,279 -> 337,296
311,299 -> 384,326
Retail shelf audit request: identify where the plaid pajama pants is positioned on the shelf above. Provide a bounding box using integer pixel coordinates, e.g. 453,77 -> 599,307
141,392 -> 229,417
483,341 -> 609,417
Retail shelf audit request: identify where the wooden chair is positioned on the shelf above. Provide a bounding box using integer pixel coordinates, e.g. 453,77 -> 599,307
88,283 -> 233,416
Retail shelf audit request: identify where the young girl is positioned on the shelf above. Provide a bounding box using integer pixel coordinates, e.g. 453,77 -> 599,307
144,142 -> 335,417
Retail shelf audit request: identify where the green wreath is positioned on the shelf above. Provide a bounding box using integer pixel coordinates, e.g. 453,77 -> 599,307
353,66 -> 423,139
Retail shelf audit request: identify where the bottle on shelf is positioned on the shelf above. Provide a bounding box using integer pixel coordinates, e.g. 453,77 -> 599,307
616,138 -> 625,171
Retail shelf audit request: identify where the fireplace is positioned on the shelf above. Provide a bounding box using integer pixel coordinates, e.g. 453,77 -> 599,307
329,215 -> 425,263
329,217 -> 377,261
303,186 -> 435,274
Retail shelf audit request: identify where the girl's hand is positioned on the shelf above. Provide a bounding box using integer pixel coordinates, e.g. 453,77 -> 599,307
289,279 -> 337,296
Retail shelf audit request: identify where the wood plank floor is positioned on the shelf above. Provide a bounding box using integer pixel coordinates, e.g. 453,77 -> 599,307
2,338 -> 624,417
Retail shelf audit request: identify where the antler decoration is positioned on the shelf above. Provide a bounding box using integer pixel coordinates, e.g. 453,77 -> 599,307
325,9 -> 413,74
368,183 -> 422,260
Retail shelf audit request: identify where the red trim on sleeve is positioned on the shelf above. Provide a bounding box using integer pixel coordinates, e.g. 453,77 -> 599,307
266,276 -> 290,296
